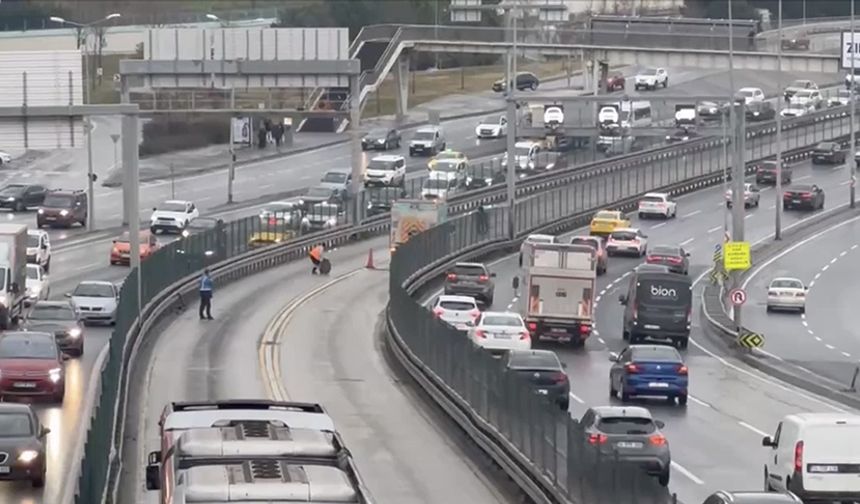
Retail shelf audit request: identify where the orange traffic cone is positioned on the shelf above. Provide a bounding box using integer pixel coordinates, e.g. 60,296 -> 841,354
365,248 -> 375,269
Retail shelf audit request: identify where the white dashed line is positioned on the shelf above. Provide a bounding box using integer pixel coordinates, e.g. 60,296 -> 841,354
568,392 -> 585,404
815,336 -> 823,342
831,257 -> 838,264
595,295 -> 602,303
852,244 -> 859,250
813,272 -> 821,280
744,214 -> 754,220
840,250 -> 848,257
689,395 -> 711,408
680,237 -> 695,246
707,226 -> 721,233
671,462 -> 704,485
794,175 -> 812,181
651,222 -> 667,229
809,280 -> 815,287
768,204 -> 776,210
511,297 -> 519,303
597,337 -> 605,344
840,179 -> 854,186
822,264 -> 829,272
738,421 -> 770,437
842,352 -> 852,358
800,313 -> 806,319
681,210 -> 702,218
807,329 -> 814,335
802,320 -> 808,327
826,344 -> 836,350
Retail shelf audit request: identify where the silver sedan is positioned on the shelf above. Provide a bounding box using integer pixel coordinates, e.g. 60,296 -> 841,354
766,277 -> 806,314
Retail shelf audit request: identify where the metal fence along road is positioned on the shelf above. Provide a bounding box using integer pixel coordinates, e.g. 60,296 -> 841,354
75,101 -> 860,504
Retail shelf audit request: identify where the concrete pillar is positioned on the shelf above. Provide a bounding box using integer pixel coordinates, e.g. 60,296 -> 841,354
393,53 -> 410,121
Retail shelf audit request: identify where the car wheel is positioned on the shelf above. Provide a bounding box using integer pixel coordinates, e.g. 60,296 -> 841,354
609,379 -> 618,398
658,468 -> 670,486
620,385 -> 631,402
32,472 -> 45,488
53,385 -> 65,404
678,338 -> 688,350
663,78 -> 668,88
44,258 -> 50,273
678,394 -> 688,406
13,201 -> 24,213
530,82 -> 537,90
638,212 -> 645,219
558,398 -> 569,411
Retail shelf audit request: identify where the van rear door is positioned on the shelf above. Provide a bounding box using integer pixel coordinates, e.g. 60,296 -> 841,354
634,277 -> 692,334
802,423 -> 860,493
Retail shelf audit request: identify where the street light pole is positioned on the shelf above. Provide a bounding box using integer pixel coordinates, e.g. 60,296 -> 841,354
775,0 -> 784,240
505,6 -> 518,240
726,0 -> 736,240
728,0 -> 747,328
851,0 -> 857,209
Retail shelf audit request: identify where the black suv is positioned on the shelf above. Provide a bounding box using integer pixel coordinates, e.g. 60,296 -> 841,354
443,262 -> 496,306
36,190 -> 87,228
811,141 -> 846,164
754,161 -> 792,185
504,350 -> 570,410
745,101 -> 775,122
0,184 -> 47,212
492,72 -> 539,92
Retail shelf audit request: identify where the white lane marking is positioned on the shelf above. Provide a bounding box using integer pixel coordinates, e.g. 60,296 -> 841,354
768,204 -> 776,210
822,264 -> 830,272
826,344 -> 836,350
843,351 -> 852,358
595,295 -> 602,303
794,174 -> 812,181
568,392 -> 585,404
802,320 -> 808,327
831,257 -> 838,264
651,222 -> 667,229
597,337 -> 605,344
801,313 -> 806,320
671,461 -> 704,485
506,303 -> 514,310
853,244 -> 859,250
840,179 -> 854,186
738,421 -> 770,437
707,226 -> 721,233
814,272 -> 822,280
681,210 -> 701,218
689,395 -> 711,408
815,336 -> 823,342
744,214 -> 753,220
511,297 -> 519,303
809,280 -> 816,288
840,250 -> 848,257
680,237 -> 695,246
807,329 -> 814,336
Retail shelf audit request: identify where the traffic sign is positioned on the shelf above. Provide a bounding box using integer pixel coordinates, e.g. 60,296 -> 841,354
709,268 -> 729,285
729,288 -> 746,306
724,241 -> 751,271
738,329 -> 765,349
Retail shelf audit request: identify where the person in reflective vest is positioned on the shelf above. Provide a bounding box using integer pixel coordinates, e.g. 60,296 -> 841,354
309,245 -> 324,275
199,269 -> 214,320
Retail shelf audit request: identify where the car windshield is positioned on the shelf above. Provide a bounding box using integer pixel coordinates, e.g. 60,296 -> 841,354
771,279 -> 803,289
611,231 -> 637,241
157,202 -> 186,212
367,159 -> 396,171
738,89 -> 755,97
424,178 -> 449,189
817,142 -> 836,150
26,265 -> 39,280
0,337 -> 56,359
434,161 -> 460,173
795,91 -> 812,98
308,203 -> 337,215
0,413 -> 32,437
482,116 -> 498,124
514,146 -> 532,157
790,80 -> 809,87
641,69 -> 658,75
595,211 -> 618,220
481,315 -> 521,327
570,238 -> 597,249
26,234 -> 39,247
632,346 -> 681,362
650,246 -> 681,256
306,187 -> 333,198
367,129 -> 386,137
321,172 -> 347,183
436,152 -> 459,160
508,352 -> 559,369
0,185 -> 25,196
73,283 -> 114,298
188,219 -> 217,230
453,265 -> 485,276
439,300 -> 475,311
597,417 -> 656,435
29,304 -> 75,321
414,131 -> 435,141
641,195 -> 664,203
42,195 -> 73,207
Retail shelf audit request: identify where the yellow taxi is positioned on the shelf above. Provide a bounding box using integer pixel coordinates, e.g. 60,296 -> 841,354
247,231 -> 294,249
428,149 -> 468,170
589,210 -> 630,236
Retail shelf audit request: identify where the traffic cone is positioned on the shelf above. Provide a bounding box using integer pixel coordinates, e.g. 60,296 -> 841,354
365,248 -> 375,269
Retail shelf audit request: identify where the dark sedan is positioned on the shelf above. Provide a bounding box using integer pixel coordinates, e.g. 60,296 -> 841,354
665,128 -> 699,144
21,301 -> 84,357
755,160 -> 792,185
492,71 -> 539,92
645,245 -> 690,275
697,101 -> 724,120
745,101 -> 776,122
783,184 -> 825,210
365,187 -> 405,217
0,184 -> 47,212
465,166 -> 504,190
606,72 -> 625,91
0,403 -> 49,487
504,349 -> 570,410
811,141 -> 846,164
609,345 -> 689,405
361,128 -> 401,151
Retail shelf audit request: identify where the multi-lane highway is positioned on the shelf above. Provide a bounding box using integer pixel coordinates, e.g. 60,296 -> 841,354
0,60 -> 844,503
743,212 -> 860,388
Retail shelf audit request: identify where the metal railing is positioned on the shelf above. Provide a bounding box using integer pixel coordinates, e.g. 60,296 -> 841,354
76,101 -> 860,503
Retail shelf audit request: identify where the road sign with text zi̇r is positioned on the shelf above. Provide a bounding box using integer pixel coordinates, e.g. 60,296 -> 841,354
723,241 -> 751,271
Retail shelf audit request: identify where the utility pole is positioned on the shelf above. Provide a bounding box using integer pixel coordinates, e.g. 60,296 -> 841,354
505,6 -> 518,240
731,102 -> 746,327
227,122 -> 235,204
726,0 -> 736,240
851,0 -> 857,209
774,0 -> 783,239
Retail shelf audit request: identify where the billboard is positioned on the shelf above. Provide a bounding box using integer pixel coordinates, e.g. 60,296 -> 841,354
230,117 -> 252,145
842,31 -> 860,70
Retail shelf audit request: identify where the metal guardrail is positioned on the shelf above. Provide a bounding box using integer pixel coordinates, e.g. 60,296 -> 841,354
78,103 -> 859,503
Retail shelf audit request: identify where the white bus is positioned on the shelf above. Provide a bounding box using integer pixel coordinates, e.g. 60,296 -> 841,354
620,100 -> 652,129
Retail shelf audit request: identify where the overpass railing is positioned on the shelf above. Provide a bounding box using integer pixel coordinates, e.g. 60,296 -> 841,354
76,102 -> 859,504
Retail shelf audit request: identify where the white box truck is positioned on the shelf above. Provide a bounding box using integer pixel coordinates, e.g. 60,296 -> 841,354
389,199 -> 447,251
0,224 -> 27,328
519,242 -> 596,347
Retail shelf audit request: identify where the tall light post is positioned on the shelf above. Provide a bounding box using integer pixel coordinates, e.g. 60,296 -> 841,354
850,0 -> 857,209
775,0 -> 784,239
49,12 -> 121,230
728,0 -> 747,328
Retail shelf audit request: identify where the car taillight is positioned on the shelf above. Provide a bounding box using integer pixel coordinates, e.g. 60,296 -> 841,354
588,433 -> 608,445
475,329 -> 487,339
112,247 -> 119,254
268,217 -> 277,225
646,255 -> 658,263
446,273 -> 457,281
800,193 -> 812,199
469,309 -> 480,320
432,308 -> 444,318
677,365 -> 688,375
519,331 -> 530,340
667,257 -> 682,264
579,325 -> 590,335
768,290 -> 778,296
478,275 -> 489,282
649,434 -> 667,446
553,372 -> 568,383
527,322 -> 537,331
794,441 -> 803,472
625,363 -> 640,373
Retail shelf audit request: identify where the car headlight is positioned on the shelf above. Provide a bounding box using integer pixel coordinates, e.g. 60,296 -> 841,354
59,209 -> 69,216
367,201 -> 374,209
484,177 -> 493,184
376,139 -> 384,143
753,112 -> 760,116
48,367 -> 62,383
18,450 -> 38,463
37,209 -> 44,214
181,229 -> 190,238
68,328 -> 81,338
301,217 -> 310,225
5,197 -> 14,202
326,218 -> 337,226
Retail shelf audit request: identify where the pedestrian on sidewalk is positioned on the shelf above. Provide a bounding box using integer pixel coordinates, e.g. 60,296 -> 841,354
273,123 -> 284,147
199,268 -> 214,320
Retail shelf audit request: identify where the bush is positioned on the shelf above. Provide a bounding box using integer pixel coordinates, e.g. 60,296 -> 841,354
139,115 -> 230,157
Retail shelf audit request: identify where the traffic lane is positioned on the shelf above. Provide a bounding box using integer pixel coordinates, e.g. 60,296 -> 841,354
742,215 -> 860,384
278,262 -> 514,503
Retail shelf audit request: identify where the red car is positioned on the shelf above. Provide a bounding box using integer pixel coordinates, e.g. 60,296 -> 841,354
0,332 -> 66,403
606,73 -> 626,92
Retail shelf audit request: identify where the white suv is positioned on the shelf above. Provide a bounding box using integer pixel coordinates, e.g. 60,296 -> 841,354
364,155 -> 405,187
26,230 -> 51,272
637,193 -> 677,219
634,68 -> 668,90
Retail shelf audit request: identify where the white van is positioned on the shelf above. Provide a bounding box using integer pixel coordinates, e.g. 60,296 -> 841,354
763,412 -> 860,502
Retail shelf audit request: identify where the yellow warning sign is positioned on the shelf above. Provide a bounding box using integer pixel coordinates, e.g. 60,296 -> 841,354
723,241 -> 751,271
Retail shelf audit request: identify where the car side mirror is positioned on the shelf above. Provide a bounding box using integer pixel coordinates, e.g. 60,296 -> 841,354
618,295 -> 627,305
152,207 -> 156,211
608,352 -> 619,362
40,427 -> 50,437
762,436 -> 774,447
61,353 -> 70,361
64,293 -> 71,298
685,252 -> 691,257
655,420 -> 665,429
561,362 -> 567,369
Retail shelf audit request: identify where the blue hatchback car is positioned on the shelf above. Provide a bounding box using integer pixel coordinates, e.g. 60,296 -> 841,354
609,345 -> 688,405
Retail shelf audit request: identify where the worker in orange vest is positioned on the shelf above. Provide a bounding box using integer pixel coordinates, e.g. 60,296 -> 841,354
309,244 -> 324,274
